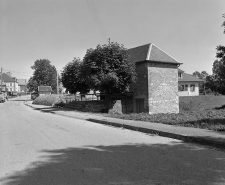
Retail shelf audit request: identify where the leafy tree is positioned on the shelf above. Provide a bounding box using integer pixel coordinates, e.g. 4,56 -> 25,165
192,71 -> 201,78
82,42 -> 136,111
27,59 -> 58,93
192,71 -> 209,79
82,42 -> 136,95
27,76 -> 38,93
61,58 -> 89,94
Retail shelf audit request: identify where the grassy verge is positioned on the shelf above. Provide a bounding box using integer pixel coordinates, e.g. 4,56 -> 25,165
107,95 -> 225,132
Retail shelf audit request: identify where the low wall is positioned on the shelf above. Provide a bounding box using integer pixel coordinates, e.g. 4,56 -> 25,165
64,96 -> 134,114
64,100 -> 107,112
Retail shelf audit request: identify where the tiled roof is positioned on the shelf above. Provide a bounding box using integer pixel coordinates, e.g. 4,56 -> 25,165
178,73 -> 203,82
0,73 -> 16,82
17,79 -> 27,85
38,86 -> 52,92
127,43 -> 181,64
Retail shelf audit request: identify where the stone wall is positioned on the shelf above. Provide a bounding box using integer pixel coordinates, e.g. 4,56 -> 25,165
147,63 -> 179,114
64,100 -> 106,112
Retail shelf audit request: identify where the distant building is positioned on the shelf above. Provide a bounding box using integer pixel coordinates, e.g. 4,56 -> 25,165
178,69 -> 203,96
38,86 -> 52,95
17,79 -> 28,94
0,73 -> 19,95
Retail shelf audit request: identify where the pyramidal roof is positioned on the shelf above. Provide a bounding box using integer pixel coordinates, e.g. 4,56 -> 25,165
127,43 -> 181,64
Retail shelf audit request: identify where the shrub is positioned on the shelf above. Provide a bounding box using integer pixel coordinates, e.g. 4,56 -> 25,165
32,94 -> 63,106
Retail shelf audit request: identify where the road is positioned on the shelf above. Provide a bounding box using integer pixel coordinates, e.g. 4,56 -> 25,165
0,96 -> 225,185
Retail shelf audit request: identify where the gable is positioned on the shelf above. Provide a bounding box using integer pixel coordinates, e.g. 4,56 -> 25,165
17,79 -> 27,85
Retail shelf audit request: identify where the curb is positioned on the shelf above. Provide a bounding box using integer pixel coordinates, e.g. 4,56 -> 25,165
25,102 -> 225,150
87,119 -> 225,150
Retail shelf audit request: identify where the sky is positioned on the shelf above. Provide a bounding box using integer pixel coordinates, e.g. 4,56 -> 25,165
0,0 -> 225,80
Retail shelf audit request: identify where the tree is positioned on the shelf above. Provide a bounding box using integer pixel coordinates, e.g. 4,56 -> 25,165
192,71 -> 209,79
27,76 -> 38,93
27,59 -> 58,93
82,42 -> 136,95
205,46 -> 225,94
61,58 -> 89,94
205,14 -> 225,94
82,42 -> 136,110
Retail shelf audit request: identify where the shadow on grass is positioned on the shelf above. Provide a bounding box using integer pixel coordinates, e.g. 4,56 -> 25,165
1,143 -> 225,185
215,105 -> 225,110
182,118 -> 225,132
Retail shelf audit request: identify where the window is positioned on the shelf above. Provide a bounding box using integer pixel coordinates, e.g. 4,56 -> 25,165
178,72 -> 182,78
179,85 -> 184,91
179,84 -> 188,91
190,84 -> 195,92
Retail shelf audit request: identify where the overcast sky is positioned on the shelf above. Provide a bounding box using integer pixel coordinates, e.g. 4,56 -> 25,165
0,0 -> 225,79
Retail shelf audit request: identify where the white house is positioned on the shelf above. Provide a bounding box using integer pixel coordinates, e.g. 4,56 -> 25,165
178,69 -> 203,96
0,72 -> 19,95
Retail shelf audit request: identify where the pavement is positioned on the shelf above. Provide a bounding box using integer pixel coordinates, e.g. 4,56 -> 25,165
24,100 -> 225,149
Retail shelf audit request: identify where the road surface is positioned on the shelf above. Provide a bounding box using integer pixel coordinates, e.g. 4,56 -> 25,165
0,96 -> 225,185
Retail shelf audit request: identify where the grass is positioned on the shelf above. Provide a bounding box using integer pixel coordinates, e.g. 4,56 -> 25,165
107,95 -> 225,132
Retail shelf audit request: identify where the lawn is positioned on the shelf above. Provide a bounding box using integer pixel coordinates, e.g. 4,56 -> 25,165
107,95 -> 225,132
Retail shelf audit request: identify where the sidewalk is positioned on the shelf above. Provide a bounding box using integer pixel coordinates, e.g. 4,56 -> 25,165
24,101 -> 225,149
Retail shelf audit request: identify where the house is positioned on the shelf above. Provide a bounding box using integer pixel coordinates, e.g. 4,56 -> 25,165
17,79 -> 28,94
178,69 -> 203,96
127,43 -> 182,114
0,79 -> 6,92
0,72 -> 19,95
38,86 -> 52,95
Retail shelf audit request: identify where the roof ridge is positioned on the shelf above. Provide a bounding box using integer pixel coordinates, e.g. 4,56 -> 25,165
146,43 -> 152,60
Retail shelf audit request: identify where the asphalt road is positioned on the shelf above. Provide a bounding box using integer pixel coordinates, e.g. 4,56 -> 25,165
0,96 -> 225,185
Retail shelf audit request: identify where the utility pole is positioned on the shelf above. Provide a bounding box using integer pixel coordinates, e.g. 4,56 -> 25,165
108,38 -> 110,45
1,67 -> 2,92
57,70 -> 59,94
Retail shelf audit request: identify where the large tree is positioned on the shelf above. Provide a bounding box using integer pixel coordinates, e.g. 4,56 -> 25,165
82,42 -> 136,95
27,59 -> 58,93
61,58 -> 89,94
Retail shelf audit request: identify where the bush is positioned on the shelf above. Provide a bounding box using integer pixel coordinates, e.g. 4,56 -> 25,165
32,94 -> 63,106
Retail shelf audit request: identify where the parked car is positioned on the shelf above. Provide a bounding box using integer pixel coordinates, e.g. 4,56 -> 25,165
0,92 -> 6,103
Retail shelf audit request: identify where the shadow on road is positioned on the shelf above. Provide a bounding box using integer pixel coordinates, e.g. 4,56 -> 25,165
1,142 -> 225,185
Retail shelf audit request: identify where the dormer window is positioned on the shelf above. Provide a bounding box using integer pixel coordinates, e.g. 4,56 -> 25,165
178,72 -> 182,78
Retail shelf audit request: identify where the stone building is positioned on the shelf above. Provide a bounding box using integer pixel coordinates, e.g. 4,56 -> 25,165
127,43 -> 182,114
